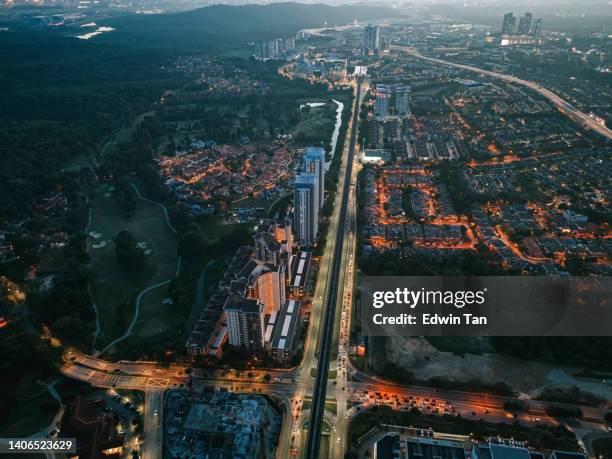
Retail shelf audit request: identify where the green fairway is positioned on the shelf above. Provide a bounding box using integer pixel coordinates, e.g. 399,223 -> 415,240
86,182 -> 178,350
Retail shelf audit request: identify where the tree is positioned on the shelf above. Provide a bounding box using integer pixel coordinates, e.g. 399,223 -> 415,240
113,230 -> 145,271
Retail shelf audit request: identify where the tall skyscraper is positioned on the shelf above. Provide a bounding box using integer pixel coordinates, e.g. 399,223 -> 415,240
363,25 -> 380,55
501,12 -> 516,35
304,146 -> 325,209
531,18 -> 543,37
517,13 -> 533,35
224,294 -> 265,353
294,173 -> 319,247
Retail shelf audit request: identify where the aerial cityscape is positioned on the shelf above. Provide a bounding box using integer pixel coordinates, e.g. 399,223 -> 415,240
0,0 -> 611,458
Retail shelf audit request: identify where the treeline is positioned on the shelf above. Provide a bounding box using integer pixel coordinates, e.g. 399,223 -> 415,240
358,249 -> 505,276
489,337 -> 612,369
0,30 -> 184,223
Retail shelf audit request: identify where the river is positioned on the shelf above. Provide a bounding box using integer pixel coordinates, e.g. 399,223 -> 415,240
325,99 -> 344,171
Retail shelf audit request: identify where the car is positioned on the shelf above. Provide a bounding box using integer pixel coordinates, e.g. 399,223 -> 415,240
153,409 -> 158,416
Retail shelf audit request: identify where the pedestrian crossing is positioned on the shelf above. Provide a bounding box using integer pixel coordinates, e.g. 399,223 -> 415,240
100,373 -> 165,387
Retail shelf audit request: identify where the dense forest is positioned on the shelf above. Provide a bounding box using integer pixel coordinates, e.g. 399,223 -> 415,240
0,30 -> 183,221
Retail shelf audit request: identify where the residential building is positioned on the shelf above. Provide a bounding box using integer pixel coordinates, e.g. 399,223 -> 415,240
254,36 -> 295,61
363,24 -> 380,55
531,18 -> 543,37
395,85 -> 411,117
517,13 -> 533,35
502,12 -> 516,34
223,294 -> 265,353
304,146 -> 325,209
253,264 -> 286,316
294,173 -> 319,246
254,218 -> 293,280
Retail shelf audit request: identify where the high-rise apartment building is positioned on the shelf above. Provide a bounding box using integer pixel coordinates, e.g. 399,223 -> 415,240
223,294 -> 265,353
395,85 -> 411,117
501,12 -> 516,34
254,36 -> 296,61
375,84 -> 390,118
363,25 -> 380,56
304,146 -> 325,209
294,173 -> 319,247
517,13 -> 533,35
531,18 -> 542,37
254,265 -> 286,316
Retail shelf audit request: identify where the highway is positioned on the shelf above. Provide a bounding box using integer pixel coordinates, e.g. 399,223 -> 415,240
391,45 -> 612,140
304,78 -> 363,459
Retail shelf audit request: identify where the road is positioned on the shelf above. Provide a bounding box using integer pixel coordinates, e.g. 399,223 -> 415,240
391,45 -> 612,140
142,390 -> 164,459
304,79 -> 363,459
61,347 -> 611,457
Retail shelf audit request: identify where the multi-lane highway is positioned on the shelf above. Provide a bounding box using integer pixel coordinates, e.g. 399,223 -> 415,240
391,45 -> 612,140
304,78 -> 363,459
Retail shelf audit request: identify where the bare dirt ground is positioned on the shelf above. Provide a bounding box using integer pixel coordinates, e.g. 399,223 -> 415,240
386,336 -> 612,400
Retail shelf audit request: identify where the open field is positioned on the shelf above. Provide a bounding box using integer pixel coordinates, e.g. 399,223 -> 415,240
291,99 -> 339,147
86,181 -> 178,350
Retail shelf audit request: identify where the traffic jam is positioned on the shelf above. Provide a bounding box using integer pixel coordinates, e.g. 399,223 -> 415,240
350,390 -> 456,415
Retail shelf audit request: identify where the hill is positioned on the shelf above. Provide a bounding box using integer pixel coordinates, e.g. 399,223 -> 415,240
99,2 -> 398,50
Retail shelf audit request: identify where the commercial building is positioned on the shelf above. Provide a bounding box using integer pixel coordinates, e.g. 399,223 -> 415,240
264,299 -> 301,363
304,146 -> 326,208
294,173 -> 319,246
289,250 -> 312,296
363,24 -> 380,55
361,149 -> 391,164
371,430 -> 584,459
223,294 -> 265,353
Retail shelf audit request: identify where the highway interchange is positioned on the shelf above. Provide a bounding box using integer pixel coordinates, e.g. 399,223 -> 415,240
57,58 -> 612,458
